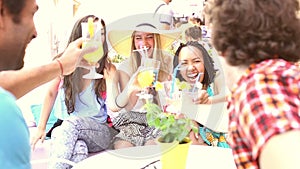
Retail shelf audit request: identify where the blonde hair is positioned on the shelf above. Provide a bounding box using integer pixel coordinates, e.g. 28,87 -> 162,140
128,32 -> 172,81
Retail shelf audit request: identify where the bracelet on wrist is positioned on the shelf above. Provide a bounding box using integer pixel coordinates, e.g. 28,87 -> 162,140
56,59 -> 63,76
115,95 -> 127,108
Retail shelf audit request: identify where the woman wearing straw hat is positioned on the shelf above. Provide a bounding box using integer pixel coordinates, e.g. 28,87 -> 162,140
105,19 -> 180,149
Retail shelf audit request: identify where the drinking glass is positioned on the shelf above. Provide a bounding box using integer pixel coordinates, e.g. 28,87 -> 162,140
81,19 -> 103,79
136,58 -> 161,100
142,58 -> 160,84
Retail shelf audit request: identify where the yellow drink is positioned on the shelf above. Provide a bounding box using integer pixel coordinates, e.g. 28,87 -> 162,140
137,69 -> 154,88
80,17 -> 104,79
82,41 -> 104,63
81,17 -> 103,63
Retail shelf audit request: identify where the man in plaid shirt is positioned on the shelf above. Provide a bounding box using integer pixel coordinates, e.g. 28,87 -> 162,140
206,0 -> 300,168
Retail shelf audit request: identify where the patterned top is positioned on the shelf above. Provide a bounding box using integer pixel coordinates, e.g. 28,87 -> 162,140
198,86 -> 230,148
227,59 -> 300,169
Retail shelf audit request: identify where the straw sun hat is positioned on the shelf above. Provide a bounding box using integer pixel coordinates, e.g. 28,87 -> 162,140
107,14 -> 181,57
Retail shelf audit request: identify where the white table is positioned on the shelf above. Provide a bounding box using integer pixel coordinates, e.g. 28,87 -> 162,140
73,145 -> 237,169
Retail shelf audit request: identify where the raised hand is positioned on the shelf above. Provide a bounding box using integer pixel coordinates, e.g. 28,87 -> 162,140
192,90 -> 210,104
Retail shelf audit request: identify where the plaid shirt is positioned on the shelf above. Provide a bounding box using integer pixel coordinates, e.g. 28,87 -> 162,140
227,59 -> 300,169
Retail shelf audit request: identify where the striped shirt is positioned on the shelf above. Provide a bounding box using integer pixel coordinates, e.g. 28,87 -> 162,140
227,59 -> 300,169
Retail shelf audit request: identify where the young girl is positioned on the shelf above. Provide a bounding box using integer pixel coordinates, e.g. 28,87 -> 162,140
31,15 -> 118,169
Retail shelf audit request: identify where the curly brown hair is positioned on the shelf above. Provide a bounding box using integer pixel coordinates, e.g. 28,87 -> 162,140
205,0 -> 300,66
55,15 -> 108,114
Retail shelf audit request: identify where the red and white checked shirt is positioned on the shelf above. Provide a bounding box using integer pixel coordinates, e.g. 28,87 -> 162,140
227,59 -> 300,169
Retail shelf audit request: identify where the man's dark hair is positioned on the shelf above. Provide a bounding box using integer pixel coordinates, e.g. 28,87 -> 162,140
2,0 -> 26,23
206,0 -> 300,66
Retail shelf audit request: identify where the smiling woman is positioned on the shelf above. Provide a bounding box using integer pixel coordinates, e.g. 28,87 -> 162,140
172,41 -> 229,148
104,14 -> 181,149
174,41 -> 216,93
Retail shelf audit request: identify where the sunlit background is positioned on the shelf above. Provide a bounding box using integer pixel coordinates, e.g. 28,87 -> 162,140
18,0 -> 205,122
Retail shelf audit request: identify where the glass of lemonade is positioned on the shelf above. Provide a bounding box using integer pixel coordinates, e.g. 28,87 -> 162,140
142,58 -> 160,84
81,17 -> 104,79
136,58 -> 161,100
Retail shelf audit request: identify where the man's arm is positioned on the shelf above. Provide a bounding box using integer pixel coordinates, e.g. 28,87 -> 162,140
0,38 -> 94,99
259,130 -> 300,169
0,62 -> 61,99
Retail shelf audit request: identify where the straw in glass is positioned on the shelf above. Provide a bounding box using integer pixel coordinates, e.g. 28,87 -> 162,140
170,62 -> 182,98
191,72 -> 204,93
133,45 -> 148,65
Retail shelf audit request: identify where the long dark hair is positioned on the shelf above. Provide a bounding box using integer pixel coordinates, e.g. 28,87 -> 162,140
57,15 -> 108,114
173,41 -> 216,89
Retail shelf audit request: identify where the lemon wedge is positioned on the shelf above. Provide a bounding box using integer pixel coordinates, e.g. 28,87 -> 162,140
88,17 -> 94,38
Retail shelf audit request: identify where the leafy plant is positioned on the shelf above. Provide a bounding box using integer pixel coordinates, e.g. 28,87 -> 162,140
144,102 -> 198,143
111,54 -> 125,63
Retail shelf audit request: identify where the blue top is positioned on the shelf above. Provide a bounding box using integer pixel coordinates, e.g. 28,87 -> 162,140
53,81 -> 107,122
206,85 -> 214,97
0,87 -> 31,169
